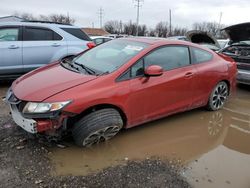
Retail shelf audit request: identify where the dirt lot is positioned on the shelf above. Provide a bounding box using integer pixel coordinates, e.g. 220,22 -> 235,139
0,81 -> 190,188
0,81 -> 250,188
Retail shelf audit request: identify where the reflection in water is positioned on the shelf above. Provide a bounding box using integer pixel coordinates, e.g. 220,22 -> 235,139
51,110 -> 228,176
50,87 -> 250,187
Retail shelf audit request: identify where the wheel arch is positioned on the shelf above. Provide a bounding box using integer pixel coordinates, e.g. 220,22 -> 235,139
220,79 -> 231,95
67,103 -> 128,129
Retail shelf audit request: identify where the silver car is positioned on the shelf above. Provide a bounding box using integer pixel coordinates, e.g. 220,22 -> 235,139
0,21 -> 93,79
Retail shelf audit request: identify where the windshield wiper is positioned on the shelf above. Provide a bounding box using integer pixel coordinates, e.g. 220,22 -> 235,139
61,59 -> 80,73
74,62 -> 96,75
97,71 -> 109,76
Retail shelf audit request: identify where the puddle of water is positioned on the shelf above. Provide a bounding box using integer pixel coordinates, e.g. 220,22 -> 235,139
44,86 -> 250,186
186,146 -> 250,188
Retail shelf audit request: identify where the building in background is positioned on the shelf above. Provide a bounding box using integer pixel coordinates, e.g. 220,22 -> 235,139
82,28 -> 110,36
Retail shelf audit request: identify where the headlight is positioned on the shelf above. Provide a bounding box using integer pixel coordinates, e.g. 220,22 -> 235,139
23,101 -> 71,114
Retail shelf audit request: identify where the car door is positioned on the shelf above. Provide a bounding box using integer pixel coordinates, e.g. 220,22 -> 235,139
0,26 -> 23,76
22,26 -> 66,72
127,45 -> 197,126
190,47 -> 217,108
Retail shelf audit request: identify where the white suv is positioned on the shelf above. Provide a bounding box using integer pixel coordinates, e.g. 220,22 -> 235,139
0,21 -> 94,79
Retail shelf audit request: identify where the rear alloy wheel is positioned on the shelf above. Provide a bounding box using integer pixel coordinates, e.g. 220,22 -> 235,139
72,108 -> 123,147
207,81 -> 229,111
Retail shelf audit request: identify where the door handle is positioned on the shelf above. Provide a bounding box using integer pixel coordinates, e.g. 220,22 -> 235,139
185,72 -> 194,78
51,43 -> 61,47
8,45 -> 19,49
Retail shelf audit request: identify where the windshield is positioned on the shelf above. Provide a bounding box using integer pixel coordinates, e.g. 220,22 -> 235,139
73,39 -> 148,73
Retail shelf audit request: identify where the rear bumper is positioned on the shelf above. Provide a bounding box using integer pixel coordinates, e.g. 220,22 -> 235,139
237,69 -> 250,85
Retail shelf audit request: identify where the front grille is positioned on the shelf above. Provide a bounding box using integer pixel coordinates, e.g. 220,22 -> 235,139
237,64 -> 250,71
233,57 -> 250,64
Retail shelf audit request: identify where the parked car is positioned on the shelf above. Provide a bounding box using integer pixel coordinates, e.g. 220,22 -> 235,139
90,36 -> 112,46
167,36 -> 188,41
220,22 -> 250,85
0,21 -> 94,79
106,34 -> 128,39
5,38 -> 237,147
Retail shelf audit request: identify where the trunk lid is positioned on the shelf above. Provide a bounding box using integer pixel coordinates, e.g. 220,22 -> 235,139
186,30 -> 221,51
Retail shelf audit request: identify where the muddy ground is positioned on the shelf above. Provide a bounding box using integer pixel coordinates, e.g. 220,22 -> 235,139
1,81 -> 250,188
0,81 -> 190,188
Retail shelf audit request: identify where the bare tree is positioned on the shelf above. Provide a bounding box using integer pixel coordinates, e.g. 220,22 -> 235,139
13,12 -> 35,21
123,21 -> 137,35
104,20 -> 121,34
13,12 -> 75,24
137,24 -> 148,36
43,14 -> 75,24
172,27 -> 188,36
155,21 -> 169,37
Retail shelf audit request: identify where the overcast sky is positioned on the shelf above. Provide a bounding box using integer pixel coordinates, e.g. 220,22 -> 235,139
1,0 -> 250,29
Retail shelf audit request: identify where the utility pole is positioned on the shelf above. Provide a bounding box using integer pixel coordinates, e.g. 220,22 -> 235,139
169,9 -> 172,37
134,0 -> 143,36
218,12 -> 223,28
98,7 -> 104,28
217,12 -> 223,37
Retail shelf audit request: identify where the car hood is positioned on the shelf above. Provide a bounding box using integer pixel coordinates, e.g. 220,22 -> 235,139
186,30 -> 221,50
222,22 -> 250,43
12,63 -> 97,102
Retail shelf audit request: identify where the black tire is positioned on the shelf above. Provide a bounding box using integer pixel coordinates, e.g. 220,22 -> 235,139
72,108 -> 123,147
207,81 -> 229,111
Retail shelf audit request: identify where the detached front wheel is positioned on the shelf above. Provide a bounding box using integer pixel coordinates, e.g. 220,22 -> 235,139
72,108 -> 123,147
207,81 -> 229,111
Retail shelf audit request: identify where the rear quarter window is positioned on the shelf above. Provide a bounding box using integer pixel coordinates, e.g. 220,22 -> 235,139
23,27 -> 62,41
192,47 -> 213,64
61,28 -> 91,41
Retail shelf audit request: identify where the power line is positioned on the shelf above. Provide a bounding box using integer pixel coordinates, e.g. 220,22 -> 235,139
134,0 -> 143,36
97,7 -> 104,28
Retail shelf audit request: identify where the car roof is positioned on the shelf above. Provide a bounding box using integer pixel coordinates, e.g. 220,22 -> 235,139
0,21 -> 80,28
118,37 -> 215,52
120,37 -> 190,45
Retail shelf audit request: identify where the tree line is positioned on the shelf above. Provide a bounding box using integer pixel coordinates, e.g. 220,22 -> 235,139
14,12 -> 227,38
14,12 -> 75,25
104,20 -> 227,38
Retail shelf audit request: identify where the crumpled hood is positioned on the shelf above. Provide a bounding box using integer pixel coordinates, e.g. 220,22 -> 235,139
186,30 -> 221,50
12,63 -> 97,102
222,22 -> 250,43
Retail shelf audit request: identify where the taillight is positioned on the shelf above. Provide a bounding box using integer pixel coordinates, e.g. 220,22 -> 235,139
87,42 -> 96,49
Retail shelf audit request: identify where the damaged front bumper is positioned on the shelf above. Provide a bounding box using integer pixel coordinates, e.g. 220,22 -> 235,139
4,89 -> 69,134
10,104 -> 37,133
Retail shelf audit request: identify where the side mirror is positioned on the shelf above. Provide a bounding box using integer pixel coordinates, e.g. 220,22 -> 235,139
144,65 -> 163,77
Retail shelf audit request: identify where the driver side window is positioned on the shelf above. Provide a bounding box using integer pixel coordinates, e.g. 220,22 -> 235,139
144,46 -> 190,70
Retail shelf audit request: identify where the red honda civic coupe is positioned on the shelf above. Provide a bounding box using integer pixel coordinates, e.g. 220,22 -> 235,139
6,38 -> 237,147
